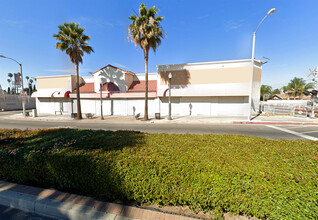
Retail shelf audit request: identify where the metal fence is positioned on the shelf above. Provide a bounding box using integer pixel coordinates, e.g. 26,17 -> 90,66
260,101 -> 317,118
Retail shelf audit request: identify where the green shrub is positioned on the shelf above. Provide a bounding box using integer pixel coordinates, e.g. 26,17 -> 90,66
0,128 -> 317,219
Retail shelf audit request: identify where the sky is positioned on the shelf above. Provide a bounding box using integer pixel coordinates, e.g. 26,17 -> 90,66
1,0 -> 318,91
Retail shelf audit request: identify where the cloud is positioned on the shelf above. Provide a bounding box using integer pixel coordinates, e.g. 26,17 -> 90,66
112,62 -> 130,70
198,14 -> 209,19
225,19 -> 246,32
0,19 -> 31,27
76,16 -> 115,28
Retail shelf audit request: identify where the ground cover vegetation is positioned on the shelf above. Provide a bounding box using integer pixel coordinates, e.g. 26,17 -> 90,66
0,129 -> 317,219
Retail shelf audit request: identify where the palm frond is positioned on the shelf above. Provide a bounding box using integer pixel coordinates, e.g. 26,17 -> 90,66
53,22 -> 94,65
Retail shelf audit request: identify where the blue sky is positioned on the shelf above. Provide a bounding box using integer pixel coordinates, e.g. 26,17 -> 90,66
1,0 -> 318,91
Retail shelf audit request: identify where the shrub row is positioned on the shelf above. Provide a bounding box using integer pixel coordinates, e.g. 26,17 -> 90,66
0,128 -> 317,219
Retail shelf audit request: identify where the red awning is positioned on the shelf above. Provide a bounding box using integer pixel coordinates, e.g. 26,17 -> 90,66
51,90 -> 70,98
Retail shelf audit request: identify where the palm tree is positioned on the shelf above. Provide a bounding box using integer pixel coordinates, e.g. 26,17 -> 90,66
7,79 -> 11,94
287,77 -> 313,100
29,79 -> 34,94
128,3 -> 164,120
7,73 -> 13,93
53,22 -> 94,119
260,85 -> 272,101
25,76 -> 30,94
282,85 -> 292,100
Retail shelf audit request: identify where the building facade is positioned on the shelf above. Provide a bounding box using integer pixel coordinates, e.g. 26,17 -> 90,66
32,59 -> 262,118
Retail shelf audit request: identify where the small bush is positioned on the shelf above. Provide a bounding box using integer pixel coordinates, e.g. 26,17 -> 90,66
0,128 -> 317,219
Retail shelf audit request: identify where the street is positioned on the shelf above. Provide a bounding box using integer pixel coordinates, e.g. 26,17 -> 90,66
0,204 -> 60,220
0,111 -> 318,140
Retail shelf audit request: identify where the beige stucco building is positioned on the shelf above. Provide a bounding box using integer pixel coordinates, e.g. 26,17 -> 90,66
32,59 -> 262,118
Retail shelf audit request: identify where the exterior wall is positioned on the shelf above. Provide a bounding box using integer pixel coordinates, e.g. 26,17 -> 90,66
134,73 -> 157,81
36,98 -> 71,115
159,96 -> 248,117
35,75 -> 83,96
159,67 -> 251,85
82,76 -> 95,83
0,94 -> 35,110
125,74 -> 134,90
72,98 -> 157,117
252,66 -> 262,113
157,59 -> 262,116
94,66 -> 129,93
37,76 -> 71,90
157,60 -> 257,98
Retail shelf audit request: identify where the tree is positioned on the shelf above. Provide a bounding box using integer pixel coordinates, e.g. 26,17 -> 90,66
128,3 -> 164,120
272,88 -> 280,95
287,77 -> 313,100
29,79 -> 34,94
7,73 -> 13,93
282,85 -> 292,100
25,76 -> 30,94
260,85 -> 272,101
53,22 -> 94,119
7,79 -> 11,94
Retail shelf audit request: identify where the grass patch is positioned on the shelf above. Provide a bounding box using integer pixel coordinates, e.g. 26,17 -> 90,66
0,128 -> 317,219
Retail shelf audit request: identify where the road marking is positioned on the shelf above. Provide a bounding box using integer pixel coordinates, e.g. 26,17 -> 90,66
266,125 -> 318,141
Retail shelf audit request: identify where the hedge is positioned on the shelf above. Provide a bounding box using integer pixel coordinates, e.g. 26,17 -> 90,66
0,128 -> 317,219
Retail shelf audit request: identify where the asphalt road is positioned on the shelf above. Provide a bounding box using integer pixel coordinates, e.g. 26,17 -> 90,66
0,114 -> 318,140
0,204 -> 60,220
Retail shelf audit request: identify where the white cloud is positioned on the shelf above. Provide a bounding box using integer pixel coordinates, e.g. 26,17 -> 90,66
0,19 -> 31,27
225,19 -> 246,32
112,62 -> 130,70
198,14 -> 209,19
76,16 -> 115,28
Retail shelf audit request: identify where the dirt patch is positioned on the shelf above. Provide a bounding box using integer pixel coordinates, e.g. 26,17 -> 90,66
139,203 -> 260,220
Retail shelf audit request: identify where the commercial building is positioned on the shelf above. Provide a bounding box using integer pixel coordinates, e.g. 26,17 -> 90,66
32,59 -> 262,118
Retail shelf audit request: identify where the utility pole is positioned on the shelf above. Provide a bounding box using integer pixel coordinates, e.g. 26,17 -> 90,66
309,67 -> 318,90
307,67 -> 318,118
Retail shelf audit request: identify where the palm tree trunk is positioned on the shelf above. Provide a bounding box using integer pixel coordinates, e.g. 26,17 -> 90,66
144,49 -> 149,120
76,63 -> 82,119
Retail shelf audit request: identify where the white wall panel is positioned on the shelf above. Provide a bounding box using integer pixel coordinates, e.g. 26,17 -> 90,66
159,96 -> 248,117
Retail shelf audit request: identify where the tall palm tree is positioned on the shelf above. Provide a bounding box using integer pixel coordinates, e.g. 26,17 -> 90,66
53,22 -> 94,119
7,73 -> 13,93
260,85 -> 272,101
29,79 -> 34,94
128,3 -> 164,120
7,79 -> 11,94
287,77 -> 313,100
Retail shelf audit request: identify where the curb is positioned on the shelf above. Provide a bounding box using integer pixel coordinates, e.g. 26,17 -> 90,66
0,180 -> 196,220
233,121 -> 318,125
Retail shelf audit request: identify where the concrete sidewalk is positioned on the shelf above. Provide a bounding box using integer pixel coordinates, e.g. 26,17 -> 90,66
0,180 -> 197,220
3,111 -> 318,125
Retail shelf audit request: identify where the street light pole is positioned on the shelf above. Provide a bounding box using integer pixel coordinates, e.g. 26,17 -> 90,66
168,72 -> 172,120
248,8 -> 276,121
100,80 -> 104,120
0,55 -> 26,117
